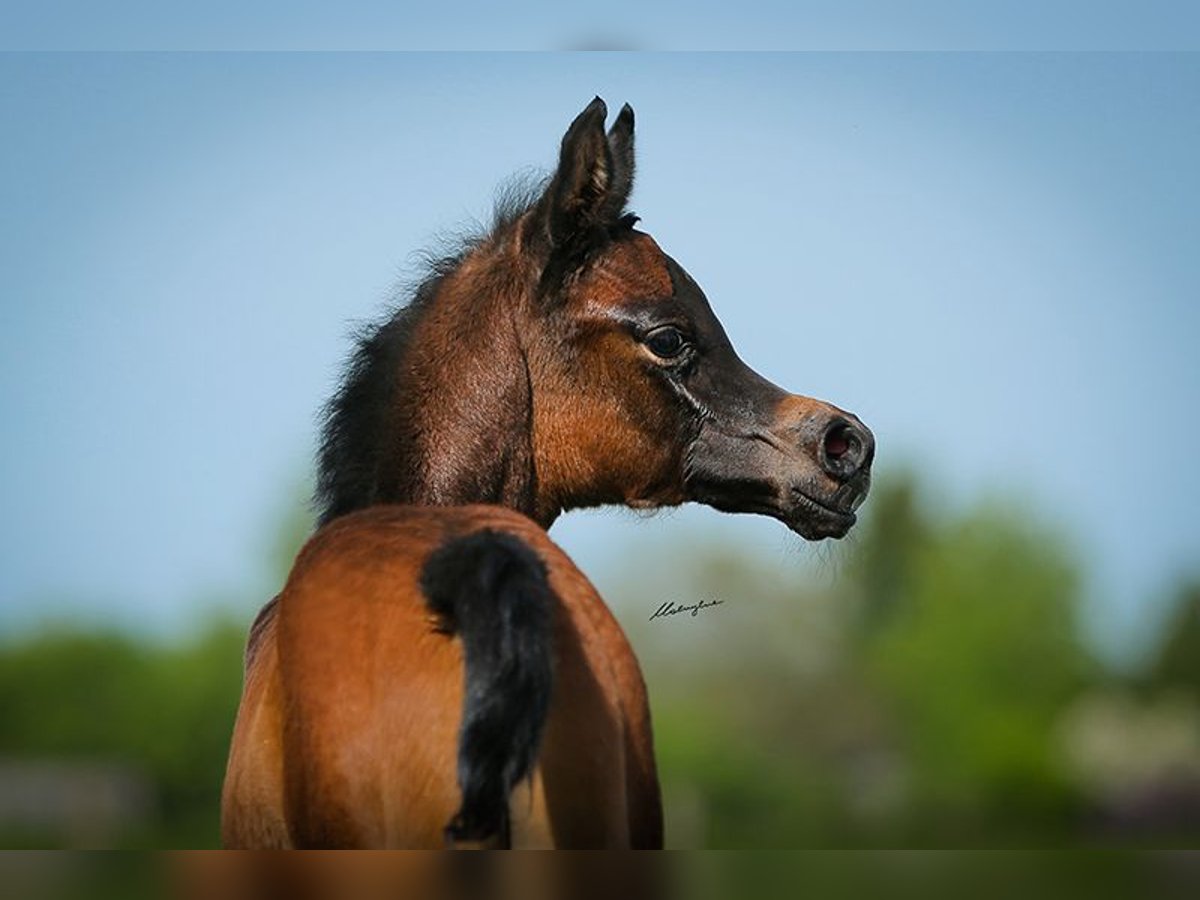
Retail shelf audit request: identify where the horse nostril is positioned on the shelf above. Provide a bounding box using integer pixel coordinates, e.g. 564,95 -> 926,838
824,425 -> 852,461
820,418 -> 872,481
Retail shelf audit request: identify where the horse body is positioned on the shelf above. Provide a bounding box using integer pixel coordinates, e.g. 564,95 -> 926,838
222,506 -> 658,848
222,98 -> 874,848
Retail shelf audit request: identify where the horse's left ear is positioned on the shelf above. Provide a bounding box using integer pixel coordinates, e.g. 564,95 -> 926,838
603,103 -> 636,221
537,98 -> 636,252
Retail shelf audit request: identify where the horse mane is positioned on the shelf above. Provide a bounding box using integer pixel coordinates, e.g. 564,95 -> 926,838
314,178 -> 544,526
315,162 -> 642,527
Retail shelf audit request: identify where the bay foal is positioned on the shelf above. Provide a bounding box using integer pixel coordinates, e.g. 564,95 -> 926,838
221,99 -> 874,848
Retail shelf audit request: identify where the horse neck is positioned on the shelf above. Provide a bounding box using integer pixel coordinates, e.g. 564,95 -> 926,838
373,254 -> 557,527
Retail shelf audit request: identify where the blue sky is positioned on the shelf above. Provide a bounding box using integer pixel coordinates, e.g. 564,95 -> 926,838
1,53 -> 1197,662
1,3 -> 1198,50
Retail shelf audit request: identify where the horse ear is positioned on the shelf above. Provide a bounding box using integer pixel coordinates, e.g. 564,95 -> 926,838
539,97 -> 634,250
603,103 -> 636,222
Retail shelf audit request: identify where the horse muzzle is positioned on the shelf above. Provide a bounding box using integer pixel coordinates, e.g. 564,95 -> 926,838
684,397 -> 875,541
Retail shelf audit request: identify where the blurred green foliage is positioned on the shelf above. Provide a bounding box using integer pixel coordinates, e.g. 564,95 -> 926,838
0,471 -> 1196,848
620,473 -> 1200,848
0,621 -> 245,847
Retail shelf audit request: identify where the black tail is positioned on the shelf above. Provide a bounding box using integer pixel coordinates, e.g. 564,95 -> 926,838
420,529 -> 554,847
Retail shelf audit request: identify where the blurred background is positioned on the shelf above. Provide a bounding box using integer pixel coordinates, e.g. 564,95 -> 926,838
1,52 -> 1198,848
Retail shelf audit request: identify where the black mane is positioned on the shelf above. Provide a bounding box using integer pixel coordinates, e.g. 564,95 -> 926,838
314,169 -> 640,527
314,181 -> 542,526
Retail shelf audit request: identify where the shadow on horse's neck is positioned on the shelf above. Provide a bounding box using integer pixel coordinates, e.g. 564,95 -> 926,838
315,219 -> 563,531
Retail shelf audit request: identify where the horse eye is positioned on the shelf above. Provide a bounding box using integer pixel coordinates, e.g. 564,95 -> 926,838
644,326 -> 687,359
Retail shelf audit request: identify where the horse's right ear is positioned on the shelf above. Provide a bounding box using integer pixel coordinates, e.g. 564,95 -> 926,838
534,97 -> 635,254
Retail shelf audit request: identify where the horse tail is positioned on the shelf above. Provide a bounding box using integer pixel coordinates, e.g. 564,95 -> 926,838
420,528 -> 555,847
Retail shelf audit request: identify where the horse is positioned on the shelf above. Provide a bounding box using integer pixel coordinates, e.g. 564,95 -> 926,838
220,98 -> 874,849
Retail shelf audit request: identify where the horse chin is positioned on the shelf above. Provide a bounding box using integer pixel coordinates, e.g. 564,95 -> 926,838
688,486 -> 857,541
781,490 -> 858,541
